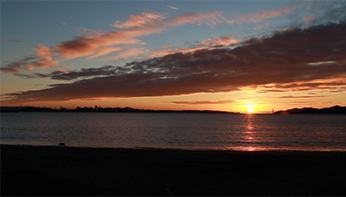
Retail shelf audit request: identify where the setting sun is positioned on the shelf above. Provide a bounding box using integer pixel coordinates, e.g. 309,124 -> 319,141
247,108 -> 253,113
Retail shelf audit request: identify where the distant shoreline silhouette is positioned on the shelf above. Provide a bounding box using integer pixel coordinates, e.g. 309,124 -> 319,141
1,105 -> 345,114
274,105 -> 346,114
0,106 -> 239,114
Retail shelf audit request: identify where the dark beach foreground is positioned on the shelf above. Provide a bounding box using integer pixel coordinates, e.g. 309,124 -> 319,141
1,145 -> 346,196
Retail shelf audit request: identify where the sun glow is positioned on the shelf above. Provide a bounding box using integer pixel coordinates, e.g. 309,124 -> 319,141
243,104 -> 256,114
247,108 -> 253,113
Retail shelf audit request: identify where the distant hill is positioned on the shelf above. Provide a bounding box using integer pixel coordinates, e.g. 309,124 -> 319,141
274,105 -> 346,114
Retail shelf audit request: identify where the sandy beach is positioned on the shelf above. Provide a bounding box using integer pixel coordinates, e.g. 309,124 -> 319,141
1,144 -> 346,196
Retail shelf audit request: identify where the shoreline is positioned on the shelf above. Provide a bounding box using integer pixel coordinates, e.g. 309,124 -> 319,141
2,144 -> 346,196
2,143 -> 346,152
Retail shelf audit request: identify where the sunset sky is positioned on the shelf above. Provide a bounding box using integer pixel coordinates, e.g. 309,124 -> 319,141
1,0 -> 346,113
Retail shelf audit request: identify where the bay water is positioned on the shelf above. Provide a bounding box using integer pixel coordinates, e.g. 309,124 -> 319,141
1,112 -> 345,151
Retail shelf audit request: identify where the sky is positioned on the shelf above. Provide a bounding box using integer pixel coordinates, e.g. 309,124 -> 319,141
1,0 -> 346,113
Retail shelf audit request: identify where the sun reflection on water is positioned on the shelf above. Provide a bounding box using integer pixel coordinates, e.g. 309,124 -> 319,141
239,114 -> 261,151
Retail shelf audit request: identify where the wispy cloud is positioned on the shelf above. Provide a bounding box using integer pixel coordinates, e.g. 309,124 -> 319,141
106,47 -> 149,60
252,22 -> 270,30
167,5 -> 179,10
1,10 -> 229,75
165,100 -> 235,105
86,46 -> 123,59
5,39 -> 24,43
233,4 -> 301,24
117,11 -> 227,37
303,14 -> 317,22
3,21 -> 346,103
111,12 -> 166,29
278,95 -> 325,99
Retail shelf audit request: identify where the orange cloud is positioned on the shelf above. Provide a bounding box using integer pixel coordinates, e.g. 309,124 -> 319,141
111,12 -> 166,29
55,32 -> 141,60
3,5 -> 304,76
29,56 -> 59,68
2,11 -> 231,75
24,65 -> 35,70
34,45 -> 52,57
52,6 -> 301,62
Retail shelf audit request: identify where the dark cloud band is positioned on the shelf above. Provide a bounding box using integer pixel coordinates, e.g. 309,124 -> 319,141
3,21 -> 346,103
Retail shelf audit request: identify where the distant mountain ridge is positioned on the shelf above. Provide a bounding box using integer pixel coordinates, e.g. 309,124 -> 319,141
274,105 -> 346,114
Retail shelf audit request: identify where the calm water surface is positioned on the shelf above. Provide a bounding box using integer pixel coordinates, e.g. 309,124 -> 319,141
1,112 -> 345,151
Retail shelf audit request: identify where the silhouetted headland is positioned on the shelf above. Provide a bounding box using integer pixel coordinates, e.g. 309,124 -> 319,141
0,106 -> 239,114
274,105 -> 346,114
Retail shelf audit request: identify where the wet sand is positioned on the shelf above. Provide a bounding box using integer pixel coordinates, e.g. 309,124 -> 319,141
1,144 -> 346,196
